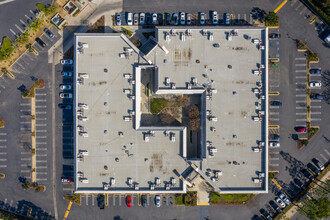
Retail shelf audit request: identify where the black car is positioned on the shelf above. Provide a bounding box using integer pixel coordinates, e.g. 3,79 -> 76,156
252,215 -> 263,220
36,38 -> 46,47
260,209 -> 272,220
157,13 -> 163,25
307,163 -> 320,175
270,200 -> 282,213
309,68 -> 321,74
97,194 -> 105,209
271,101 -> 282,106
294,178 -> 304,188
141,195 -> 147,207
145,13 -> 152,24
269,33 -> 280,39
312,158 -> 325,171
302,169 -> 315,181
58,104 -> 72,110
310,93 -> 324,100
165,13 -> 171,25
44,28 -> 54,38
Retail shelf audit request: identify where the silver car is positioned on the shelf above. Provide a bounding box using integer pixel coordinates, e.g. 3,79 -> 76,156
212,11 -> 218,25
186,13 -> 191,25
180,12 -> 185,25
199,12 -> 205,25
139,13 -> 145,25
133,13 -> 139,25
152,13 -> 157,25
115,13 -> 121,26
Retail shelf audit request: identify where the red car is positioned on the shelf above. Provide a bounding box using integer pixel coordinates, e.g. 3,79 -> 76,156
296,127 -> 307,133
61,177 -> 72,183
126,196 -> 132,208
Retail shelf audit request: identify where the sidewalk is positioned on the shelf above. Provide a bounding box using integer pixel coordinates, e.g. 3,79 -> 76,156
189,177 -> 213,205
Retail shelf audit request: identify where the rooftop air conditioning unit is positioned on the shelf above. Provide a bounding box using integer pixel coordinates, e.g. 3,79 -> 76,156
80,178 -> 89,183
180,32 -> 185,41
208,32 -> 213,41
82,43 -> 88,48
79,73 -> 89,79
124,116 -> 132,121
209,116 -> 217,122
78,103 -> 88,109
80,150 -> 89,156
170,133 -> 176,142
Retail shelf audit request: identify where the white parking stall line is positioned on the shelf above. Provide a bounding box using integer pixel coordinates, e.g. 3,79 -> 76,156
299,7 -> 308,15
0,146 -> 6,149
36,124 -> 47,126
36,105 -> 47,108
244,13 -> 246,21
36,112 -> 47,114
295,57 -> 306,60
296,106 -> 306,109
0,133 -> 7,135
311,106 -> 321,109
270,118 -> 279,121
0,152 -> 7,155
296,89 -> 306,91
21,152 -> 30,155
0,165 -> 7,168
36,166 -> 47,169
295,82 -> 306,85
295,3 -> 304,11
296,94 -> 306,97
36,178 -> 47,181
310,118 -> 321,121
36,118 -> 47,120
270,158 -> 279,160
36,148 -> 47,151
92,195 -> 95,206
310,100 -> 321,102
20,115 -> 30,118
319,154 -> 327,162
0,83 -> 5,89
295,63 -> 306,66
310,112 -> 321,114
36,142 -> 47,144
37,172 -> 48,175
37,136 -> 47,138
295,76 -> 306,79
271,151 -> 280,154
20,103 -> 30,106
324,149 -> 330,156
35,93 -> 46,96
270,112 -> 279,115
0,139 -> 7,142
35,99 -> 46,102
296,118 -> 307,121
21,158 -> 31,161
9,29 -> 16,36
269,106 -> 279,109
295,69 -> 306,72
36,160 -> 47,163
30,10 -> 36,17
270,164 -> 279,166
15,24 -> 24,33
296,113 -> 307,115
36,130 -> 47,132
270,84 -> 280,88
21,170 -> 31,173
86,195 -> 89,205
36,154 -> 47,157
20,128 -> 31,131
296,100 -> 306,103
249,14 -> 253,24
20,121 -> 31,124
25,14 -> 31,20
20,109 -> 30,112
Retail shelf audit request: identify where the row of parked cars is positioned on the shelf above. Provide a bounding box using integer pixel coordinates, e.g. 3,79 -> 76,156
116,11 -> 231,26
58,59 -> 73,110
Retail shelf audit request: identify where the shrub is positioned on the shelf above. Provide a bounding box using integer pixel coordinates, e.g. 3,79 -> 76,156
0,37 -> 14,60
150,98 -> 169,114
73,9 -> 81,17
184,191 -> 197,206
22,182 -> 29,190
64,194 -> 81,205
124,29 -> 133,37
308,127 -> 319,140
210,192 -> 220,204
188,105 -> 200,131
265,12 -> 279,26
307,50 -> 319,61
297,40 -> 307,50
36,4 -> 56,16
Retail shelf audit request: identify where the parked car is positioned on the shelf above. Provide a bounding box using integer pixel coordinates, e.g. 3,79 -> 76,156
145,13 -> 152,24
173,13 -> 179,25
59,84 -> 72,90
270,101 -> 282,106
225,13 -> 230,25
269,141 -> 280,148
61,177 -> 72,183
133,13 -> 139,25
212,11 -> 218,25
139,13 -> 145,25
60,59 -> 73,65
310,93 -> 324,100
270,200 -> 282,213
270,134 -> 280,140
97,194 -> 105,209
252,215 -> 264,220
59,93 -> 72,99
165,13 -> 171,25
275,197 -> 286,208
157,13 -> 163,25
152,13 -> 157,25
61,71 -> 72,77
302,168 -> 315,181
127,12 -> 133,25
180,12 -> 185,25
307,163 -> 320,175
309,68 -> 321,74
44,28 -> 54,38
58,104 -> 72,110
309,81 -> 322,87
115,13 -> 121,26
186,13 -> 191,25
312,158 -> 325,171
36,38 -> 46,47
141,195 -> 147,207
295,126 -> 307,133
155,195 -> 161,207
126,196 -> 132,208
199,12 -> 205,25
260,209 -> 272,220
269,33 -> 280,39
279,193 -> 291,205
294,178 -> 304,188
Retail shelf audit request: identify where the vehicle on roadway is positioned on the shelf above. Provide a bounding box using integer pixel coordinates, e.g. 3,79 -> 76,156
36,38 -> 46,47
294,178 -> 304,188
269,33 -> 280,39
279,193 -> 291,205
225,13 -> 230,25
127,12 -> 133,25
180,12 -> 185,25
310,93 -> 324,100
59,93 -> 72,99
212,11 -> 218,25
275,197 -> 286,208
172,13 -> 179,25
126,196 -> 132,208
61,177 -> 72,182
155,195 -> 161,207
139,13 -> 145,25
309,68 -> 321,74
58,104 -> 72,110
270,200 -> 282,213
60,59 -> 73,65
307,163 -> 320,175
133,13 -> 138,25
61,71 -> 72,77
295,126 -> 307,133
312,158 -> 325,171
44,28 -> 54,38
270,101 -> 282,106
141,195 -> 147,207
302,168 -> 315,181
199,12 -> 205,25
115,13 -> 121,26
269,141 -> 280,148
59,84 -> 72,90
309,81 -> 322,87
152,13 -> 157,25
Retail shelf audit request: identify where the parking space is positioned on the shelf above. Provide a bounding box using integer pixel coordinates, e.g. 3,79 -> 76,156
308,63 -> 323,126
0,131 -> 7,170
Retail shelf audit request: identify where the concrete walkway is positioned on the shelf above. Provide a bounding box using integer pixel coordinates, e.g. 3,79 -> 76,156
31,96 -> 36,182
189,177 -> 213,205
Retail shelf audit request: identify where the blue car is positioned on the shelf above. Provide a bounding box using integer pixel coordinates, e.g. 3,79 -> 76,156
271,101 -> 282,106
270,134 -> 280,140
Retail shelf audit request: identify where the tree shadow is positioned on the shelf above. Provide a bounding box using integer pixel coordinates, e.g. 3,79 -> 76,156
251,7 -> 266,23
280,151 -> 305,180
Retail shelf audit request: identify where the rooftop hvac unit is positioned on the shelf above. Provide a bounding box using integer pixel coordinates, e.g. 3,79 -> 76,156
110,178 -> 115,186
124,89 -> 132,94
260,45 -> 265,50
155,178 -> 160,186
186,29 -> 192,36
103,184 -> 109,190
134,184 -> 139,190
202,29 -> 207,36
165,33 -> 170,41
128,178 -> 133,186
253,39 -> 260,44
77,172 -> 84,178
78,103 -> 88,109
165,184 -> 170,190
80,178 -> 89,183
208,32 -> 213,41
209,116 -> 217,121
124,74 -> 132,79
210,88 -> 217,94
171,83 -> 176,89
119,53 -> 126,58
144,133 -> 150,142
82,43 -> 88,48
165,77 -> 170,86
80,150 -> 89,156
170,29 -> 176,36
124,116 -> 132,121
180,32 -> 185,41
210,147 -> 217,153
150,184 -> 155,190
191,77 -> 197,85
79,73 -> 89,79
171,178 -> 176,186
253,70 -> 260,75
170,133 -> 176,142
79,116 -> 88,121
124,47 -> 133,52
77,79 -> 83,85
187,83 -> 192,89
79,132 -> 88,137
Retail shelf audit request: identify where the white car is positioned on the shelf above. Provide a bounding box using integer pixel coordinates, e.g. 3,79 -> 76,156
186,13 -> 191,25
180,12 -> 185,25
139,13 -> 145,25
152,13 -> 157,25
60,84 -> 72,90
127,12 -> 133,25
133,13 -> 139,25
269,141 -> 280,148
309,81 -> 321,88
279,193 -> 291,205
60,59 -> 73,65
199,12 -> 205,25
59,93 -> 72,99
275,197 -> 286,208
212,11 -> 218,25
155,195 -> 161,207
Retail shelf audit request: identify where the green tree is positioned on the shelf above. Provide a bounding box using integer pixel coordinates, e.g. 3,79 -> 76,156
0,37 -> 14,60
265,12 -> 279,26
299,197 -> 330,219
